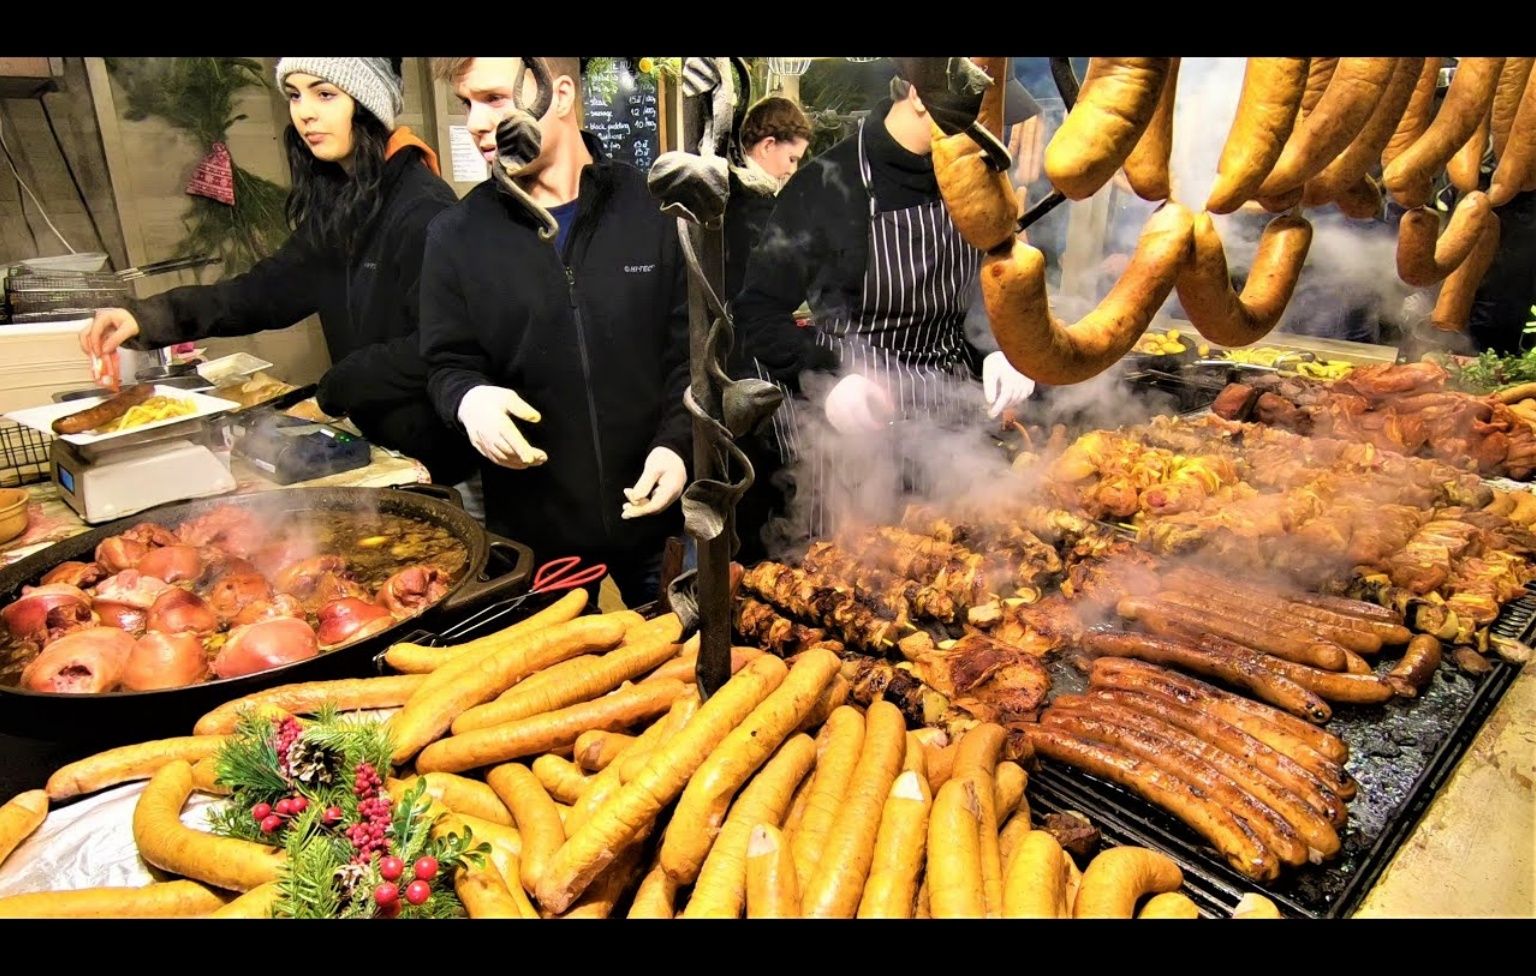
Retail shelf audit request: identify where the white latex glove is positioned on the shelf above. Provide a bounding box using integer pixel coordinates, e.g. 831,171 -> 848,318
457,385 -> 547,469
982,351 -> 1035,418
622,447 -> 687,519
824,373 -> 895,434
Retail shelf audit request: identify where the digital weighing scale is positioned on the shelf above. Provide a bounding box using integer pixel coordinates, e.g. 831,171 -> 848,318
49,419 -> 237,523
4,386 -> 240,524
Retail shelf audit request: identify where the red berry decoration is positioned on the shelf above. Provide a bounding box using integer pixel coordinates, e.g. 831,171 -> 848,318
379,856 -> 405,881
289,796 -> 309,814
374,882 -> 399,907
274,799 -> 294,817
323,805 -> 343,824
413,856 -> 439,881
260,814 -> 283,834
405,880 -> 431,906
251,802 -> 272,822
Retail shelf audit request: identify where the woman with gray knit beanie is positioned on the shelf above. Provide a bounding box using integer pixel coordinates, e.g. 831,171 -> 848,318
81,57 -> 475,486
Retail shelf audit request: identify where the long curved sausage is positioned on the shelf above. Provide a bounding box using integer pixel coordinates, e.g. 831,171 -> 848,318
1025,727 -> 1280,881
981,203 -> 1193,385
1396,191 -> 1494,286
1083,628 -> 1332,723
1384,57 -> 1505,208
1087,660 -> 1351,774
1259,58 -> 1399,197
1157,583 -> 1380,654
1124,58 -> 1179,202
1382,58 -> 1443,169
1055,688 -> 1347,828
1162,567 -> 1409,642
1284,592 -> 1404,627
1490,68 -> 1536,205
1300,58 -> 1338,117
1448,107 -> 1492,193
1120,594 -> 1348,671
931,56 -> 1017,252
1184,632 -> 1397,705
1046,699 -> 1341,860
1045,58 -> 1174,200
1041,711 -> 1310,868
52,384 -> 154,435
1175,211 -> 1312,348
1431,214 -> 1501,332
1491,58 -> 1534,161
1206,58 -> 1311,214
1307,57 -> 1425,204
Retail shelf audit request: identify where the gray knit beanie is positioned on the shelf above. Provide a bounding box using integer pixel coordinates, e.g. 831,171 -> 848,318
275,57 -> 403,129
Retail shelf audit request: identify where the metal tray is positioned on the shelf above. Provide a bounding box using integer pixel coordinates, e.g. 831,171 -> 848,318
1027,594 -> 1532,918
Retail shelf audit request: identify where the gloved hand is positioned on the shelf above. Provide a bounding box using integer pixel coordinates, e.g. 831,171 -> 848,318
456,385 -> 547,469
982,351 -> 1035,418
824,373 -> 895,434
622,447 -> 687,519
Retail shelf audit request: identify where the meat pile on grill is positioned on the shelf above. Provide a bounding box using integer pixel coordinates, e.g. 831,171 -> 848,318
1211,361 -> 1536,480
732,505 -> 1112,736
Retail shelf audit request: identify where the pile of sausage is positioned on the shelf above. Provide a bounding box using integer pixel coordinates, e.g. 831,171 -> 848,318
1028,658 -> 1354,882
929,56 -> 1536,385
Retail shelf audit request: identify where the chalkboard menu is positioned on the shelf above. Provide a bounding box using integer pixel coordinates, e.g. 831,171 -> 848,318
582,60 -> 661,172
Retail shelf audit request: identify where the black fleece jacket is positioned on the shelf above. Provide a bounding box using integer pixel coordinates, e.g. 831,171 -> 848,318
418,133 -> 691,558
126,147 -> 473,482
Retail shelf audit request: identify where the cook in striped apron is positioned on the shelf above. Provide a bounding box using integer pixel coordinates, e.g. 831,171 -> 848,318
754,117 -> 985,539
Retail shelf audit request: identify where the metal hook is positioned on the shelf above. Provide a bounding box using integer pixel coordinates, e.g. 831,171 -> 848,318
1050,57 -> 1081,110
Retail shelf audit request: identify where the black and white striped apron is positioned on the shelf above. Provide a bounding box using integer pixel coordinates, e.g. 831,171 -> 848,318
755,118 -> 982,537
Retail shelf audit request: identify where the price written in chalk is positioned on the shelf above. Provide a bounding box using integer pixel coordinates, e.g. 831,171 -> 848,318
583,61 -> 661,171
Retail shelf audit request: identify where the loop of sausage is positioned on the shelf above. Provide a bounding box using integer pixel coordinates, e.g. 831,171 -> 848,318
1382,58 -> 1444,169
1045,58 -> 1173,201
1258,57 -> 1399,198
1491,58 -> 1534,161
931,56 -> 1017,252
1490,68 -> 1536,206
981,203 -> 1193,385
1306,57 -> 1425,205
1175,211 -> 1312,348
1124,58 -> 1180,202
1396,191 -> 1493,287
1206,57 -> 1310,214
1300,58 -> 1338,118
1447,107 -> 1492,193
1431,214 -> 1501,333
1383,57 -> 1505,208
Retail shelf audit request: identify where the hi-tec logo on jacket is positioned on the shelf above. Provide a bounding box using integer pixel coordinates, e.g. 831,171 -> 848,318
624,264 -> 656,274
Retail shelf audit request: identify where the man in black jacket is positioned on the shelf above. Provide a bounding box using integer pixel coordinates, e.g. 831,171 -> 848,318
731,75 -> 1037,550
420,57 -> 691,605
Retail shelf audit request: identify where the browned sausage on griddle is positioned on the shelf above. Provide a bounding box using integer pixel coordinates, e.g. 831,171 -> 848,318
1083,629 -> 1333,723
1054,688 -> 1347,828
1047,696 -> 1342,859
1025,726 -> 1280,881
1088,658 -> 1353,771
1121,594 -> 1348,670
52,384 -> 154,435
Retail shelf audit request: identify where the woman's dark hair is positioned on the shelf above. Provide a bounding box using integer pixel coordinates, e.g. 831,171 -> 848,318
282,93 -> 394,251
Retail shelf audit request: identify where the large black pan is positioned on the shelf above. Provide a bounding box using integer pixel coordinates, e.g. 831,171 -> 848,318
0,484 -> 533,742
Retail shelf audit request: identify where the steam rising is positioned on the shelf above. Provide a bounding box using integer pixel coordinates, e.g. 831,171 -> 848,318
757,56 -> 1456,554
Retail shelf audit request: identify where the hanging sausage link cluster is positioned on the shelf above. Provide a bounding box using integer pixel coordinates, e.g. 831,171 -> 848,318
921,55 -> 1532,384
